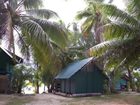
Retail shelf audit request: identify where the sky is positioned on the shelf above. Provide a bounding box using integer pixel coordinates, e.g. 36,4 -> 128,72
43,0 -> 125,25
43,0 -> 86,24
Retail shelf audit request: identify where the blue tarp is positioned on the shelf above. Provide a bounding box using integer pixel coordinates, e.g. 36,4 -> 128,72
55,57 -> 93,79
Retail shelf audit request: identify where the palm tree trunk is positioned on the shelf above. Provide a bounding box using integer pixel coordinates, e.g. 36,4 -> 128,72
7,7 -> 15,54
43,83 -> 46,93
110,71 -> 117,93
35,81 -> 39,94
17,83 -> 22,94
47,84 -> 51,93
94,12 -> 103,44
127,67 -> 135,91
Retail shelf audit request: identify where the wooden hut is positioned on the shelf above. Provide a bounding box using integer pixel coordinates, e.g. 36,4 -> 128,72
115,75 -> 129,91
54,57 -> 107,96
0,46 -> 22,93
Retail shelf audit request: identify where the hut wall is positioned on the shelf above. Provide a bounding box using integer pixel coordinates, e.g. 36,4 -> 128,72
61,80 -> 65,93
73,67 -> 87,94
70,78 -> 75,94
73,63 -> 105,94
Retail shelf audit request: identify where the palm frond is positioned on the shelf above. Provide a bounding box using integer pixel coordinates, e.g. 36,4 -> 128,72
31,18 -> 68,48
20,19 -> 51,47
90,2 -> 140,28
18,37 -> 30,59
24,0 -> 42,9
89,38 -> 133,57
9,0 -> 18,10
128,0 -> 140,19
104,22 -> 140,40
30,39 -> 53,67
26,9 -> 58,19
20,24 -> 54,63
76,9 -> 93,20
32,43 -> 52,65
15,27 -> 30,59
85,0 -> 104,3
81,16 -> 95,36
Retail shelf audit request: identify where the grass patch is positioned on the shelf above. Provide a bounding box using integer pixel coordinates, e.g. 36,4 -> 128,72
6,95 -> 33,105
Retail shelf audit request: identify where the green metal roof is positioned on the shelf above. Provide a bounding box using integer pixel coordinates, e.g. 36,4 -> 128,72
55,57 -> 93,79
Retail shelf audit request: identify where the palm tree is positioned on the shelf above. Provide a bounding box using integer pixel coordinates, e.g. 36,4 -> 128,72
76,0 -> 112,44
0,0 -> 68,57
89,0 -> 140,90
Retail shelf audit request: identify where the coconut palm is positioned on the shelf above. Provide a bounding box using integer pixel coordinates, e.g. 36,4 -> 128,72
76,0 -> 113,44
89,0 -> 140,90
0,0 -> 68,57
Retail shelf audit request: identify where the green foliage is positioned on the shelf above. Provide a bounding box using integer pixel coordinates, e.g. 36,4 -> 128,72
23,0 -> 43,9
12,64 -> 33,93
76,1 -> 110,44
0,0 -> 68,65
88,0 -> 140,72
0,0 -> 71,84
26,9 -> 58,19
40,69 -> 54,90
31,18 -> 68,48
66,22 -> 97,61
133,71 -> 140,92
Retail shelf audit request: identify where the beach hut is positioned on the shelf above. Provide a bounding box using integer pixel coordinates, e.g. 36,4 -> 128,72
0,46 -> 22,93
54,57 -> 107,96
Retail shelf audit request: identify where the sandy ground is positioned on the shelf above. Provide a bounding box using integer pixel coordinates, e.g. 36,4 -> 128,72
25,93 -> 139,105
0,92 -> 140,105
26,94 -> 71,105
0,95 -> 12,105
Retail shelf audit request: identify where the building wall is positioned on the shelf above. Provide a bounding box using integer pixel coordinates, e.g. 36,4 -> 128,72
73,63 -> 105,94
61,80 -> 65,93
0,49 -> 13,75
74,67 -> 87,93
0,50 -> 14,93
70,78 -> 75,94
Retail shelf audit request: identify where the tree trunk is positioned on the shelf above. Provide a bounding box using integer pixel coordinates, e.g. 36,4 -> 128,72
17,84 -> 22,94
109,71 -> 118,93
35,81 -> 39,94
94,12 -> 104,44
127,67 -> 135,91
43,84 -> 46,93
47,84 -> 51,93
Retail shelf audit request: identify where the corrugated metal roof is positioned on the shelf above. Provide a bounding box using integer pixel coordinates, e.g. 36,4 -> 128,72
55,57 -> 93,79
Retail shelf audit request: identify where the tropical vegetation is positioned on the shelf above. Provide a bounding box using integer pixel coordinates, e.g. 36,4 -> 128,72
88,0 -> 140,91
